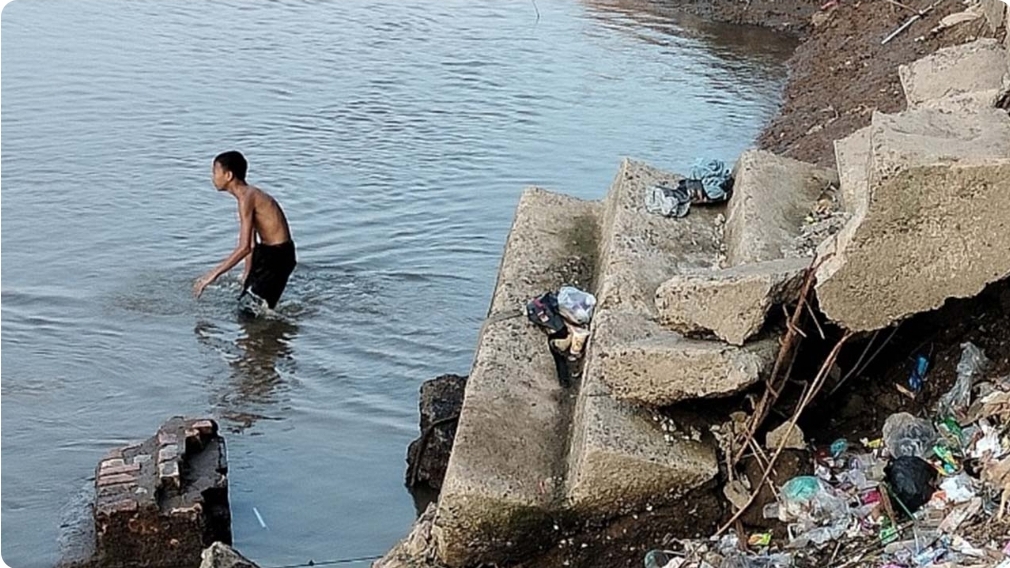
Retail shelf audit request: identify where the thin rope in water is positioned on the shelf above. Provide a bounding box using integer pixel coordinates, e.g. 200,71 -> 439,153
264,554 -> 384,568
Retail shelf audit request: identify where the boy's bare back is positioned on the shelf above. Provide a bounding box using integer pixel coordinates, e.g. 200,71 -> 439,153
242,186 -> 291,246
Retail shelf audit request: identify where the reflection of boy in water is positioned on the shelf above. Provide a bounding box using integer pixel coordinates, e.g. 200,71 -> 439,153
193,151 -> 297,309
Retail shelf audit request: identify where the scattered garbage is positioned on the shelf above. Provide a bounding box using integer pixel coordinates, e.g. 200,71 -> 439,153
884,455 -> 935,516
645,158 -> 734,218
526,286 -> 596,387
882,412 -> 937,460
644,336 -> 1010,568
936,342 -> 990,419
689,158 -> 733,203
778,476 -> 851,547
646,181 -> 693,218
899,353 -> 930,397
557,285 -> 596,325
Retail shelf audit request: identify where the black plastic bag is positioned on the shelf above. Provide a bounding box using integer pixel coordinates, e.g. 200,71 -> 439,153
885,455 -> 936,515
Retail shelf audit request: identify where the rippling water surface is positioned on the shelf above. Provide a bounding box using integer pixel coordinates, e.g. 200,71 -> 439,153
1,1 -> 794,565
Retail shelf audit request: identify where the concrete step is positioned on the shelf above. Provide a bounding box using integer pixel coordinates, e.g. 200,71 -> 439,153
565,343 -> 718,515
899,39 -> 1009,111
655,257 -> 809,346
815,107 -> 1010,331
590,159 -> 777,400
723,149 -> 838,267
594,159 -> 725,315
434,188 -> 601,567
589,309 -> 777,405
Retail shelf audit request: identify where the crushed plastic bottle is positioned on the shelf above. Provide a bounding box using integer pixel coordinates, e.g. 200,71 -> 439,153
882,412 -> 937,460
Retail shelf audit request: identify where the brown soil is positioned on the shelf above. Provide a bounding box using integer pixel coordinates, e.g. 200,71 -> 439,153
759,0 -> 1006,167
668,0 -> 1006,167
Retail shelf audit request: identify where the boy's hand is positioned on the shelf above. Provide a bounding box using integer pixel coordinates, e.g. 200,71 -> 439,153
193,273 -> 215,298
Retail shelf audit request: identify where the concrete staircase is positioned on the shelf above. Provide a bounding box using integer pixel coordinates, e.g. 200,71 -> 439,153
433,154 -> 837,567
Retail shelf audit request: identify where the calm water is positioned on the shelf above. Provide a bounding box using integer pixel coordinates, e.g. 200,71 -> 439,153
1,1 -> 793,566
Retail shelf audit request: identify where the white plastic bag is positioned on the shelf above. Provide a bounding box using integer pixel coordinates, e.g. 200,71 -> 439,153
557,286 -> 596,325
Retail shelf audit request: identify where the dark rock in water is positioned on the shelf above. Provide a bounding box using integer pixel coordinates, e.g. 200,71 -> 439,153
406,374 -> 467,490
200,542 -> 259,568
80,417 -> 231,568
885,455 -> 936,515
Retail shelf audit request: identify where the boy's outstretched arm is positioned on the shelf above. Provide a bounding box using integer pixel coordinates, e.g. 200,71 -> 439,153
194,199 -> 255,298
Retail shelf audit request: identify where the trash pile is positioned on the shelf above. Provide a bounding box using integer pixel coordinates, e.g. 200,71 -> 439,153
645,342 -> 1010,568
645,158 -> 734,218
526,285 -> 596,387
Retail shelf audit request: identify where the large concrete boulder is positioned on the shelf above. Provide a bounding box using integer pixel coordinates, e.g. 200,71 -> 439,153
898,39 -> 1009,111
655,257 -> 808,346
91,417 -> 230,568
816,107 -> 1010,331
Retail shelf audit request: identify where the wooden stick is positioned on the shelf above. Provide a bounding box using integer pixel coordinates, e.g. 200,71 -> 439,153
730,256 -> 827,465
805,300 -> 827,340
716,331 -> 854,536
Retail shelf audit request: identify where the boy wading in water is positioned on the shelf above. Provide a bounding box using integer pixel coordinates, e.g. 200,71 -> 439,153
193,151 -> 297,311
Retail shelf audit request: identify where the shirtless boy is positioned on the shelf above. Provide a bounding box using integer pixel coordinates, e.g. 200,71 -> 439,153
193,151 -> 296,310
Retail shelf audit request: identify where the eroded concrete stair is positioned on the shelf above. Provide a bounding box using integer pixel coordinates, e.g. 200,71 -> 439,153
434,188 -> 597,567
435,154 -> 839,567
653,150 -> 836,347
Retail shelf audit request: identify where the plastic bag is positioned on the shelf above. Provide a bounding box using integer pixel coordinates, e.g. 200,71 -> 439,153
882,412 -> 937,460
885,455 -> 936,515
778,476 -> 850,528
557,286 -> 596,325
937,342 -> 990,417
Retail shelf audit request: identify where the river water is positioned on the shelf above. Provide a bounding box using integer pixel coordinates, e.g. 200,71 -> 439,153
0,1 -> 793,566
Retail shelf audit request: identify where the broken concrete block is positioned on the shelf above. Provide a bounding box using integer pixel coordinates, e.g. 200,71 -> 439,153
816,108 -> 1010,331
723,150 -> 838,267
592,310 -> 777,405
766,422 -> 806,451
406,374 -> 466,490
655,257 -> 809,346
899,39 -> 1009,109
90,417 -> 230,568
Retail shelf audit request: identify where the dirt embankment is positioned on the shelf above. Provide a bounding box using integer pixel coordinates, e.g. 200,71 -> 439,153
672,0 -> 1006,167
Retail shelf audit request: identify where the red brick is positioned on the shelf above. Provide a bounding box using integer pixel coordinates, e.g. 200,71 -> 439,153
101,463 -> 141,476
97,499 -> 138,516
100,458 -> 126,470
170,503 -> 203,519
131,453 -> 152,465
98,483 -> 138,498
98,473 -> 137,487
158,431 -> 178,445
158,461 -> 180,489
